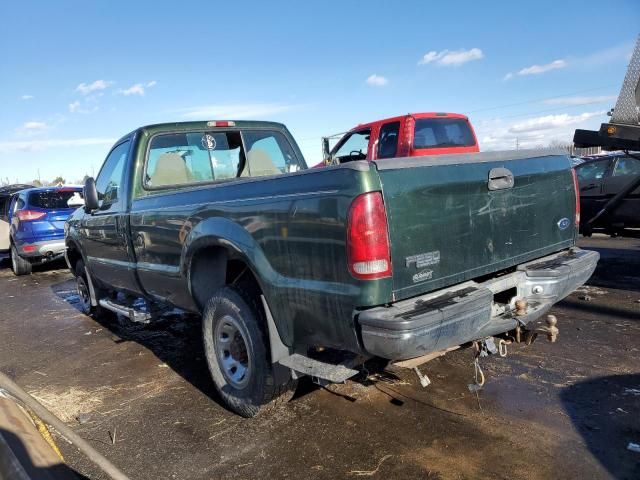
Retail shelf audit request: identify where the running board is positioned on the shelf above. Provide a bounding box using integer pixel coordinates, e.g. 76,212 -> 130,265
98,299 -> 151,323
278,353 -> 363,384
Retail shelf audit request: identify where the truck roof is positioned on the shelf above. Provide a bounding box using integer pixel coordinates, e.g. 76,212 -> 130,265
352,112 -> 470,131
114,120 -> 291,146
137,120 -> 288,136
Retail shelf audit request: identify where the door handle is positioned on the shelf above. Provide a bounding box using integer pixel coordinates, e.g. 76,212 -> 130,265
581,184 -> 598,191
488,167 -> 514,191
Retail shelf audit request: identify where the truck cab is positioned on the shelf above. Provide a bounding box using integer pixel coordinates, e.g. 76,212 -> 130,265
323,112 -> 479,165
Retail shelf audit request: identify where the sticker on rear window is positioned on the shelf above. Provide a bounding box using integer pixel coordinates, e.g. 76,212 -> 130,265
201,134 -> 217,150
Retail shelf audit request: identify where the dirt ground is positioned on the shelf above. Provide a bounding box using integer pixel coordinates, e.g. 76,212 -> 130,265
0,235 -> 639,480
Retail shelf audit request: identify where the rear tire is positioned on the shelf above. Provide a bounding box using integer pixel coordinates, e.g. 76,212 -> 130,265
202,286 -> 296,417
10,245 -> 32,276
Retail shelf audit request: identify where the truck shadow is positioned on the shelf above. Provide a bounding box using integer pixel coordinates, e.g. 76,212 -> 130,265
560,297 -> 640,322
52,283 -> 223,408
560,373 -> 640,480
51,281 -> 395,413
583,244 -> 640,293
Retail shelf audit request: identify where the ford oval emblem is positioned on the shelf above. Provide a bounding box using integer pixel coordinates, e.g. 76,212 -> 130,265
557,217 -> 571,230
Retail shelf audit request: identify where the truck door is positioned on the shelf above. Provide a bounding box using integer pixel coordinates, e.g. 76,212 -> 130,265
80,139 -> 140,293
601,155 -> 640,227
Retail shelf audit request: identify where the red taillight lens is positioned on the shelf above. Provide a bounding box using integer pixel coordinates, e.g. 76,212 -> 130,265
16,210 -> 46,221
397,116 -> 414,157
571,168 -> 581,226
347,192 -> 392,280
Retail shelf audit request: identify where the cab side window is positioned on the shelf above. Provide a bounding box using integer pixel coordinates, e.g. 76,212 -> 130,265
377,122 -> 400,159
95,140 -> 130,209
576,160 -> 610,181
612,156 -> 640,177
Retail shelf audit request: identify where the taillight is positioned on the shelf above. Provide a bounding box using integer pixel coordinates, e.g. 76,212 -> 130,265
397,116 -> 414,157
571,168 -> 580,226
16,210 -> 46,221
346,192 -> 392,280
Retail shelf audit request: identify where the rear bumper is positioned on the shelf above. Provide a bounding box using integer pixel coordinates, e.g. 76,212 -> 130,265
357,248 -> 599,360
14,239 -> 66,260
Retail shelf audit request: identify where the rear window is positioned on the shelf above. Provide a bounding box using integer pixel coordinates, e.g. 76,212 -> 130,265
28,190 -> 84,209
413,118 -> 475,149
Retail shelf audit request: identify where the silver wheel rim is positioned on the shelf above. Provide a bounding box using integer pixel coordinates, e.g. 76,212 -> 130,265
214,314 -> 251,389
11,248 -> 17,272
77,276 -> 91,312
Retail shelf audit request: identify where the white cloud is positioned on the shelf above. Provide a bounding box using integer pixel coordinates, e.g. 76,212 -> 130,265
543,95 -> 616,106
0,137 -> 115,153
475,110 -> 607,151
503,72 -> 513,81
118,80 -> 157,96
366,74 -> 388,86
21,122 -> 47,132
418,48 -> 484,66
179,103 -> 296,119
518,59 -> 567,76
21,95 -> 34,100
120,84 -> 145,96
75,80 -> 112,95
509,111 -> 605,134
69,101 -> 81,113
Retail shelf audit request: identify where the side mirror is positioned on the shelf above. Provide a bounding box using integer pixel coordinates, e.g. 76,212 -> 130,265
83,177 -> 99,213
322,137 -> 331,165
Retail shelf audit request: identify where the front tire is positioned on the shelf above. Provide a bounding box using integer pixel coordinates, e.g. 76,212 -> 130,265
11,245 -> 32,276
74,259 -> 111,319
202,286 -> 296,417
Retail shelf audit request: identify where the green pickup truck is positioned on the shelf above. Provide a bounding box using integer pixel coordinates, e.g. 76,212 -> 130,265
65,120 -> 598,417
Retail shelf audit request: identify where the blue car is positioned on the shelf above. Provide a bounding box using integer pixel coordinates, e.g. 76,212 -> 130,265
8,186 -> 84,275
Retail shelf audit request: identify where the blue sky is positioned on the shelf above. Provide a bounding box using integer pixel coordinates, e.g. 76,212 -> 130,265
1,0 -> 638,183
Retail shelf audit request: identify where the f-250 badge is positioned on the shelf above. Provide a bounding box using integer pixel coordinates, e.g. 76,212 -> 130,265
406,250 -> 440,269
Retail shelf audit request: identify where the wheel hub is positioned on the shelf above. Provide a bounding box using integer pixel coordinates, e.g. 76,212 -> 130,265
215,315 -> 251,389
76,276 -> 90,311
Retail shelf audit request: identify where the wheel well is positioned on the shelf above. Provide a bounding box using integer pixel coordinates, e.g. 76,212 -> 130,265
190,247 -> 262,311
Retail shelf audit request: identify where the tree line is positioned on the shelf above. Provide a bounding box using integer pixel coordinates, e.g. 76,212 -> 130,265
0,175 -> 89,187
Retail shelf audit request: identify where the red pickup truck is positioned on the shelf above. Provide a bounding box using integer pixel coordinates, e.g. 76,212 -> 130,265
321,112 -> 479,165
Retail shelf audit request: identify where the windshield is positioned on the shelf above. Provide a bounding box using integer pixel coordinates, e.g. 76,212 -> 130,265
413,118 -> 475,149
28,190 -> 84,209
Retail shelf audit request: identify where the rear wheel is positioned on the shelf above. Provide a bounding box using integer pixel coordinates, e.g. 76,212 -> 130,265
202,286 -> 296,417
10,244 -> 32,276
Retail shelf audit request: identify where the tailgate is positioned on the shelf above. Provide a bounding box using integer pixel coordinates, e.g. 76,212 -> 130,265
375,150 -> 576,301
